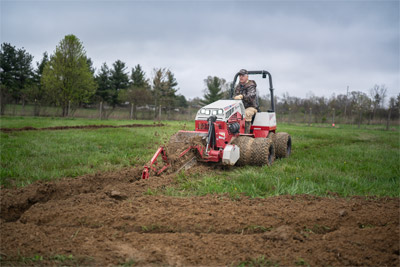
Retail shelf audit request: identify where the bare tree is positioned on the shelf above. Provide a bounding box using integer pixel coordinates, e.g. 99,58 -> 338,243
369,84 -> 388,122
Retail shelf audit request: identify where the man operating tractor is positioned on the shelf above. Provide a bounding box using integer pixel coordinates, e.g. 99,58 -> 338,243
234,69 -> 258,134
142,69 -> 292,179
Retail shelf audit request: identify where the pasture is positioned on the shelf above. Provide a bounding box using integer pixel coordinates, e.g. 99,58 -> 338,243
0,116 -> 399,266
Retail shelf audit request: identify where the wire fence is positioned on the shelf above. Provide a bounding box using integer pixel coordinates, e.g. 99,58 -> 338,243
2,103 -> 399,129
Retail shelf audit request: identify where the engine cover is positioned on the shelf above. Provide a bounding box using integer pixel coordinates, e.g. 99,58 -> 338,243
222,144 -> 240,165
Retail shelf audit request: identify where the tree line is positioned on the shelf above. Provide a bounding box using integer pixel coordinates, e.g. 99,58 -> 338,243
192,76 -> 399,125
1,34 -> 398,125
268,85 -> 400,126
0,35 -> 187,119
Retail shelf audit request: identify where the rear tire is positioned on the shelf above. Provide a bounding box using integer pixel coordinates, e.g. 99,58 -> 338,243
251,138 -> 275,166
231,136 -> 254,166
275,132 -> 292,158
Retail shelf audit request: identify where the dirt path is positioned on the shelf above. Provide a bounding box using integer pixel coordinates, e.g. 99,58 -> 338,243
0,123 -> 164,133
1,167 -> 399,266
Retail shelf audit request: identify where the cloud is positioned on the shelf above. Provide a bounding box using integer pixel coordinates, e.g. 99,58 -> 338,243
1,0 -> 398,100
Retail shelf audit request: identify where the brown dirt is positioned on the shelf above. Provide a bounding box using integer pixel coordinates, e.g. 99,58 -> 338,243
0,123 -> 164,133
144,132 -> 207,177
1,166 -> 399,266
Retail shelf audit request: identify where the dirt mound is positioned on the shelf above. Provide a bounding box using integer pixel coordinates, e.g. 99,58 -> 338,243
164,132 -> 206,161
1,166 -> 399,266
0,123 -> 164,133
144,132 -> 207,177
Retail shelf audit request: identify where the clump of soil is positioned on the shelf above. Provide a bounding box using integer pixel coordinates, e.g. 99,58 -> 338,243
0,123 -> 164,133
144,132 -> 207,176
164,132 -> 206,162
1,165 -> 399,266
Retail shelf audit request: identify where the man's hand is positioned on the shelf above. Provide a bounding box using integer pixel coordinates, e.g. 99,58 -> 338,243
234,94 -> 243,100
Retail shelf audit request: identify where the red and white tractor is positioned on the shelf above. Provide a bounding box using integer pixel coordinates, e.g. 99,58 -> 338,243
142,70 -> 292,179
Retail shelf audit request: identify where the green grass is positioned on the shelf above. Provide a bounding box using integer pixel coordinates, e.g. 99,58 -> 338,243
0,252 -> 92,266
0,115 -> 164,128
164,124 -> 400,198
1,117 -> 187,187
1,116 -> 399,197
237,255 -> 279,267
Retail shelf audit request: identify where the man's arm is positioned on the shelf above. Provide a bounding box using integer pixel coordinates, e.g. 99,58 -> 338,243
242,82 -> 257,101
234,85 -> 243,99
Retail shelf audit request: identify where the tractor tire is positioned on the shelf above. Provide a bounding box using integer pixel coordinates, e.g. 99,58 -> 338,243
231,136 -> 254,166
267,132 -> 276,143
251,138 -> 275,166
275,132 -> 292,158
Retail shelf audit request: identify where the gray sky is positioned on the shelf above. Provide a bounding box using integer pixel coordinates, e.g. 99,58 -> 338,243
1,0 -> 399,101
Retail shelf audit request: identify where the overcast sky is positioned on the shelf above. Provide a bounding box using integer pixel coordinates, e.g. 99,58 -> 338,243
1,0 -> 399,101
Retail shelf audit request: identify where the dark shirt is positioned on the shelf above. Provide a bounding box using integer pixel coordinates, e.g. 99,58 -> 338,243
234,80 -> 257,109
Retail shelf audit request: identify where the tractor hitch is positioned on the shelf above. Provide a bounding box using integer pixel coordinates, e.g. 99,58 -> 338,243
141,144 -> 205,179
141,146 -> 170,179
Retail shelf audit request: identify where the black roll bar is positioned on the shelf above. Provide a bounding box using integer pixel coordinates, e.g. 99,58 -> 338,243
230,70 -> 275,112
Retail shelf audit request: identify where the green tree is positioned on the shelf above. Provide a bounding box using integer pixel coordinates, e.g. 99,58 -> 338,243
86,57 -> 95,75
151,68 -> 179,118
175,94 -> 188,108
42,35 -> 96,116
201,76 -> 226,105
24,52 -> 49,115
130,64 -> 149,88
119,64 -> 152,119
109,60 -> 129,107
163,70 -> 178,107
0,43 -> 34,114
94,63 -> 112,103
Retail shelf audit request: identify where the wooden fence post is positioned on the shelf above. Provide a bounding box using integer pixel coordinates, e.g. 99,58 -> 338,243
130,103 -> 134,120
386,107 -> 392,131
99,101 -> 103,120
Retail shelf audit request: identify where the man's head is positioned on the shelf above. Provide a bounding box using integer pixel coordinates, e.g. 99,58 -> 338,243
239,69 -> 248,84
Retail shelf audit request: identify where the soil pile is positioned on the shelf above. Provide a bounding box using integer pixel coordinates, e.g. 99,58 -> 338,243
1,166 -> 399,266
145,132 -> 207,176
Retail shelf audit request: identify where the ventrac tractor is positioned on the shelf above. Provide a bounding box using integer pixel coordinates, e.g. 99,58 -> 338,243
142,70 -> 292,179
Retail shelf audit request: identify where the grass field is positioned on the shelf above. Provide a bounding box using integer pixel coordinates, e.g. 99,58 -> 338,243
1,116 -> 399,197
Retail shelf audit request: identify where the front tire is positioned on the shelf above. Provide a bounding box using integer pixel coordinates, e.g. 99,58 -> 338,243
231,136 -> 254,166
252,138 -> 275,166
275,132 -> 292,158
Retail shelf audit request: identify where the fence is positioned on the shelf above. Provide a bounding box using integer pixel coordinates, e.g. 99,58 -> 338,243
2,103 -> 197,121
2,103 -> 399,129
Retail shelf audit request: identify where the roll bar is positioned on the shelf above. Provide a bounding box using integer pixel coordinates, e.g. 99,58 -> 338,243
230,70 -> 275,112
